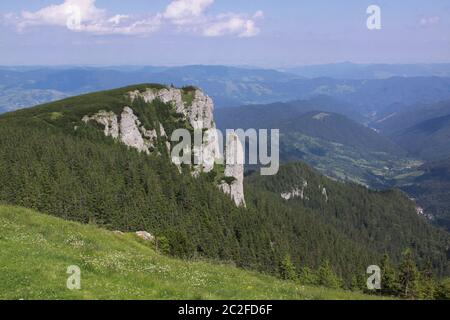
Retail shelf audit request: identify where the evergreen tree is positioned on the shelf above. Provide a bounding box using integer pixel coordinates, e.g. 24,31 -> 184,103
419,260 -> 437,299
280,254 -> 297,281
435,278 -> 450,300
398,249 -> 420,299
380,254 -> 399,296
318,260 -> 342,289
299,266 -> 318,286
350,273 -> 366,292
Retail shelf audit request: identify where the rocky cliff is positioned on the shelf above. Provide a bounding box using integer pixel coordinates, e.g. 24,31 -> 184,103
82,86 -> 245,207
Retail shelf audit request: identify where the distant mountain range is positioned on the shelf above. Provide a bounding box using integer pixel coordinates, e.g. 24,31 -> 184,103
373,100 -> 450,161
216,98 -> 414,188
285,62 -> 450,79
2,64 -> 450,231
2,65 -> 450,114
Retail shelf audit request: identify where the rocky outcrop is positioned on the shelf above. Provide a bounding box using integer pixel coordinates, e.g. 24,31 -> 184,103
83,107 -> 157,154
130,87 -> 219,174
82,111 -> 119,139
129,87 -> 215,130
416,206 -> 434,220
281,181 -> 308,200
84,86 -> 245,208
120,107 -> 156,154
219,133 -> 246,207
320,186 -> 329,203
136,231 -> 154,241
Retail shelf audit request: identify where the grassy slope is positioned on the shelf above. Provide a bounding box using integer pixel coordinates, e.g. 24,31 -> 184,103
0,205 -> 381,300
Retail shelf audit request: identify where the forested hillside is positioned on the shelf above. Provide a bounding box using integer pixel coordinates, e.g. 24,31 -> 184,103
0,85 -> 448,286
399,158 -> 450,231
0,205 -> 382,300
216,101 -> 414,188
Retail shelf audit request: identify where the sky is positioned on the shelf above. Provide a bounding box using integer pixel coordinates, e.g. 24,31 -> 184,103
0,0 -> 449,67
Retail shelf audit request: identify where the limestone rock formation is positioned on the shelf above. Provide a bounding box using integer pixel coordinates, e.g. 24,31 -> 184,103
84,86 -> 245,207
130,87 -> 219,174
136,231 -> 154,241
129,87 -> 215,130
319,186 -> 329,203
83,107 -> 157,154
120,107 -> 155,154
82,111 -> 119,139
219,133 -> 246,207
281,181 -> 308,201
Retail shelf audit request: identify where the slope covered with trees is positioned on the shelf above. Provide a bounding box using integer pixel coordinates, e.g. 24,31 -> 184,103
1,205 -> 382,300
0,85 -> 448,286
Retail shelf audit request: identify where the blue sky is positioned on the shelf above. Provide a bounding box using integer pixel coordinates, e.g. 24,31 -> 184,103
0,0 -> 449,66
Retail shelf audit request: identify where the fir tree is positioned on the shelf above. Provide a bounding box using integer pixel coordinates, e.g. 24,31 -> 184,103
398,249 -> 420,299
419,260 -> 437,299
280,254 -> 297,281
380,254 -> 399,296
299,266 -> 318,286
318,260 -> 342,289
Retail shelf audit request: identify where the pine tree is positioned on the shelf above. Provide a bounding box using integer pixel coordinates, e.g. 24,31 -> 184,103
280,254 -> 297,281
380,254 -> 399,296
299,266 -> 318,286
419,260 -> 437,300
435,278 -> 450,300
398,249 -> 420,299
318,260 -> 342,289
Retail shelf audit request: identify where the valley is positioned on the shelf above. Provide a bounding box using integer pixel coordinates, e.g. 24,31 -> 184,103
1,0 -> 449,303
0,85 -> 448,299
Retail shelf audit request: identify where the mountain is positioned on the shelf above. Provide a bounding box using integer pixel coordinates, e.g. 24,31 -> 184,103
245,163 -> 449,276
396,158 -> 450,232
215,96 -> 364,125
373,100 -> 450,135
286,63 -> 450,79
368,100 -> 450,230
0,205 -> 379,300
216,100 -> 414,188
393,114 -> 450,161
0,85 -> 448,282
371,100 -> 450,161
2,66 -> 450,115
280,112 -> 401,155
0,66 -> 298,112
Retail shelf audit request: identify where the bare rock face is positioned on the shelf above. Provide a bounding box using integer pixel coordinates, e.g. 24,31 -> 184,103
220,133 -> 246,208
136,231 -> 154,241
82,111 -> 119,139
130,87 -> 184,113
130,87 -> 220,174
120,107 -> 152,154
319,185 -> 329,203
281,181 -> 308,200
83,107 -> 156,154
130,88 -> 215,130
84,86 -> 245,208
188,90 -> 215,130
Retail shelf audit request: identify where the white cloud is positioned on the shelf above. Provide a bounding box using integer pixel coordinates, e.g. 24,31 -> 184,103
203,14 -> 260,38
164,0 -> 213,25
419,16 -> 440,27
6,0 -> 263,38
164,0 -> 263,38
10,0 -> 161,35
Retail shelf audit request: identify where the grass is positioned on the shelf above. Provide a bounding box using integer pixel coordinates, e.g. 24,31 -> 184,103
0,205 -> 386,300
